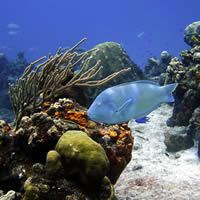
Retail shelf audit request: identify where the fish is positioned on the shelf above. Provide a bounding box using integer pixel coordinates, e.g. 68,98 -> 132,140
137,32 -> 145,38
8,31 -> 17,36
87,80 -> 177,124
7,23 -> 20,29
135,116 -> 149,123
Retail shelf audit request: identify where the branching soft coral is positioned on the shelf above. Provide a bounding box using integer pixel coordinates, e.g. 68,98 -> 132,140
9,38 -> 130,129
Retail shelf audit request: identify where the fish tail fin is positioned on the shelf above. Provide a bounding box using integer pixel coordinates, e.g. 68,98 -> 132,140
161,83 -> 178,103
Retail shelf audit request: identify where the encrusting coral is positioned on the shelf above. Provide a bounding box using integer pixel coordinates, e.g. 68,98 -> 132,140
158,21 -> 200,155
9,38 -> 130,129
13,98 -> 133,183
0,96 -> 133,199
0,39 -> 134,199
54,131 -> 110,185
13,98 -> 132,199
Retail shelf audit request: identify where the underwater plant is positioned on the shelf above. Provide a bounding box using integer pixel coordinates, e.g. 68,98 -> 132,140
9,38 -> 130,129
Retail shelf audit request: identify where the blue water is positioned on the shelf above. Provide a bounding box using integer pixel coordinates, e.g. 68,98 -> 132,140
0,0 -> 200,66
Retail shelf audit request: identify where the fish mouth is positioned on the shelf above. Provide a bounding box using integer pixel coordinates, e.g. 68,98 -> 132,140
86,110 -> 92,118
87,111 -> 104,123
87,110 -> 96,121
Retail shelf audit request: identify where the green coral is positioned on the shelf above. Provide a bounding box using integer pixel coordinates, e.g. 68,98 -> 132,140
102,176 -> 115,200
23,184 -> 39,200
46,150 -> 64,178
191,35 -> 200,45
55,130 -> 110,185
65,195 -> 74,200
184,21 -> 200,46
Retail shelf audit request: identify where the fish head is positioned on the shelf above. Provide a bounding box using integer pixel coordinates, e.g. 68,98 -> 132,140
87,95 -> 117,124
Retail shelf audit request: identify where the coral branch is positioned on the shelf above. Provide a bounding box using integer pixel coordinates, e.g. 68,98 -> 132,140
9,38 -> 130,129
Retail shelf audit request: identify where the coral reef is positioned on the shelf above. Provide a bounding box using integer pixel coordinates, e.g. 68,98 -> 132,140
144,51 -> 172,81
22,163 -> 114,200
0,39 -> 134,199
165,48 -> 200,127
9,39 -> 130,129
0,53 -> 9,78
0,190 -> 20,200
81,42 -> 144,105
0,97 -> 133,199
0,52 -> 28,97
187,107 -> 200,139
184,21 -> 200,47
159,21 -> 200,154
15,98 -> 133,183
0,52 -> 28,122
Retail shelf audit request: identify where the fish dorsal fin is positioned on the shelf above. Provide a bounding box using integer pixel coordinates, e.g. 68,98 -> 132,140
133,80 -> 159,85
118,98 -> 133,113
109,80 -> 159,90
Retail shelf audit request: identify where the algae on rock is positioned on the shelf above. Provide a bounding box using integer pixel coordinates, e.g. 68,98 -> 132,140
81,42 -> 144,105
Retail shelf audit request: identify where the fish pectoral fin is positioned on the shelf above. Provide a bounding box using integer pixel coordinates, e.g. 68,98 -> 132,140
118,98 -> 134,113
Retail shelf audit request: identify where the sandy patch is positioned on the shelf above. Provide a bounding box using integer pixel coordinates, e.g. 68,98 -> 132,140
115,104 -> 200,200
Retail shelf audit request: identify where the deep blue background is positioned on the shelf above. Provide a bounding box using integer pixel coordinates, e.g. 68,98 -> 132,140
0,0 -> 200,66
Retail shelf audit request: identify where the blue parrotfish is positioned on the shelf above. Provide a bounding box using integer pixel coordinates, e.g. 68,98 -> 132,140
87,80 -> 178,124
